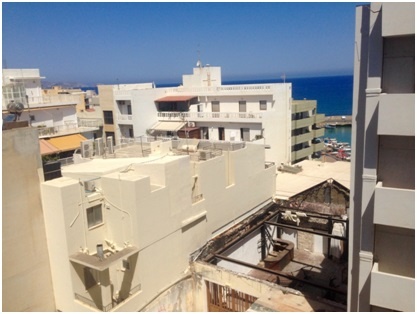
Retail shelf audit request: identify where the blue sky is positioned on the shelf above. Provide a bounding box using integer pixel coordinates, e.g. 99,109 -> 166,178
2,2 -> 363,85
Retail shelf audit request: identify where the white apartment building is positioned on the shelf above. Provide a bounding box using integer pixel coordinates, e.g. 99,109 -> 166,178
349,3 -> 415,312
40,138 -> 276,311
2,69 -> 100,139
99,66 -> 324,166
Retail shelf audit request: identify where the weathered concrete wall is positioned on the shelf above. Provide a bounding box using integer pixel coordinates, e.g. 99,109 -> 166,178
141,277 -> 195,312
2,127 -> 56,311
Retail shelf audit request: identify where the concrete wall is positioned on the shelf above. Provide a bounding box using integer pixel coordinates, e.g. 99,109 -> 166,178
349,3 -> 415,311
2,127 -> 56,311
18,105 -> 78,128
40,141 -> 276,311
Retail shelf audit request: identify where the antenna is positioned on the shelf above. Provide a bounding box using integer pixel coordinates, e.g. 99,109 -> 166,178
196,45 -> 202,68
281,73 -> 286,84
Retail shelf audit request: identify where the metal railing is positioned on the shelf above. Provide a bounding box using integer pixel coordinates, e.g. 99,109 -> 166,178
28,94 -> 80,106
117,114 -> 133,121
157,111 -> 263,121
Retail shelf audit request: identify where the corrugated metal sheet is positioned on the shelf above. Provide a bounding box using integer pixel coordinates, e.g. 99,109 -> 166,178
46,133 -> 87,152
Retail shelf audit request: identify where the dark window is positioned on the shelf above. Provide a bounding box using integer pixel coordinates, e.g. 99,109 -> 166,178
239,101 -> 246,112
87,204 -> 103,229
259,100 -> 267,110
103,111 -> 114,124
212,101 -> 220,112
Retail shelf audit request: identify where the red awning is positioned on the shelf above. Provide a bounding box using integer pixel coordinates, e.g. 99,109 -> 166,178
155,95 -> 197,102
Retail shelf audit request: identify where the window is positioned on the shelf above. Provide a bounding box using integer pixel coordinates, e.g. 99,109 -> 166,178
212,101 -> 220,112
87,204 -> 103,229
128,128 -> 134,138
239,101 -> 246,112
103,110 -> 114,124
259,100 -> 267,111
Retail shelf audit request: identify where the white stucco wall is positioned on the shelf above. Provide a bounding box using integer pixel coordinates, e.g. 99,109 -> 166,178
3,127 -> 56,311
40,141 -> 276,311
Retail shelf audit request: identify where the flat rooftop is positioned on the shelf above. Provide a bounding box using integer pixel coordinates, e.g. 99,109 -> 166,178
275,160 -> 351,199
61,155 -> 185,177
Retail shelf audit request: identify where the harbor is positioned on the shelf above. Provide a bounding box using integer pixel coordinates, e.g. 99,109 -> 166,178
317,115 -> 352,128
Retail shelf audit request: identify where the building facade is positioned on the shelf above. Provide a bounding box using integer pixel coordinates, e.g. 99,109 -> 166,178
40,138 -> 276,311
2,69 -> 101,137
99,66 -> 324,166
348,3 -> 415,311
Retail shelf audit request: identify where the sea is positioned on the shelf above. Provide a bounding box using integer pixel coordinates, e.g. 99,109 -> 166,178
83,75 -> 354,144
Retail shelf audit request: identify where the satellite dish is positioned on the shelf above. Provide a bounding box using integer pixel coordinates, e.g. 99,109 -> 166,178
7,101 -> 24,113
6,101 -> 24,121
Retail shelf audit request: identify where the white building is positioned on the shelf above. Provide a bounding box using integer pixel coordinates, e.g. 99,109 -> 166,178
2,69 -> 100,140
99,66 -> 324,166
349,3 -> 415,312
40,138 -> 276,311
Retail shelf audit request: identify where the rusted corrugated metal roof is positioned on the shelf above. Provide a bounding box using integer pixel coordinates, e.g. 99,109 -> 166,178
155,95 -> 197,102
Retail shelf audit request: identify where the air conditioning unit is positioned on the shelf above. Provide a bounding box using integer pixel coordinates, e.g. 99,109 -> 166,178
84,180 -> 96,193
81,140 -> 94,158
188,122 -> 196,128
95,138 -> 105,156
199,151 -> 212,160
106,136 -> 114,154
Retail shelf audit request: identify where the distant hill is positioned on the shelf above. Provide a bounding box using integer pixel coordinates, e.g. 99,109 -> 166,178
42,81 -> 92,89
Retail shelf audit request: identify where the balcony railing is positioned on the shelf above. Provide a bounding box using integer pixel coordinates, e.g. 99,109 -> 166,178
291,146 -> 314,161
117,114 -> 133,123
27,94 -> 80,106
157,111 -> 263,122
291,116 -> 315,129
374,181 -> 415,229
37,121 -> 100,138
370,262 -> 415,312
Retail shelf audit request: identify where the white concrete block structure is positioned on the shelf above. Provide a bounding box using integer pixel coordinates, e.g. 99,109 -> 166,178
2,69 -> 100,138
40,139 -> 276,311
99,66 -> 324,166
348,3 -> 415,312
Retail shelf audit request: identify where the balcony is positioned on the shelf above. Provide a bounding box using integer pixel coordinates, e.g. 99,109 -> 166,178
157,111 -> 263,123
370,262 -> 415,312
312,143 -> 324,153
314,114 -> 325,125
291,116 -> 314,129
292,132 -> 314,145
117,114 -> 133,124
291,146 -> 313,161
374,181 -> 415,229
378,94 -> 415,136
27,94 -> 80,108
292,100 -> 316,113
37,120 -> 100,138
